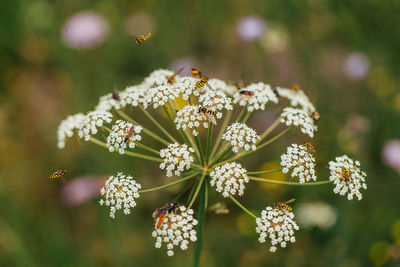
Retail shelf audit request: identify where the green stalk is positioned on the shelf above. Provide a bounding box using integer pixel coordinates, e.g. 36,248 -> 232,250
229,195 -> 257,219
205,125 -> 213,163
236,106 -> 247,122
195,135 -> 204,165
255,126 -> 292,152
210,109 -> 232,158
163,105 -> 189,144
210,145 -> 232,166
188,172 -> 206,209
140,106 -> 178,143
134,142 -> 160,155
138,173 -> 198,193
192,180 -> 206,267
241,111 -> 252,123
259,116 -> 282,142
248,176 -> 332,186
247,168 -> 283,175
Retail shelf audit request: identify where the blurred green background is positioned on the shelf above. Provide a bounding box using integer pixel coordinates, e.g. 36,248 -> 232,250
1,0 -> 400,266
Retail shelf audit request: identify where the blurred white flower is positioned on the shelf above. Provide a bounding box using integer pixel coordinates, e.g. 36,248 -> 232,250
382,140 -> 400,174
160,143 -> 195,177
237,16 -> 267,42
222,123 -> 260,153
77,111 -> 113,141
342,52 -> 370,81
106,120 -> 142,154
277,86 -> 316,114
296,202 -> 337,229
210,162 -> 249,197
281,107 -> 317,138
57,113 -> 85,149
62,11 -> 109,50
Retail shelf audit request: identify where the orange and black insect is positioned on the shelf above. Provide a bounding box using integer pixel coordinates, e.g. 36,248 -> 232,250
195,76 -> 209,89
311,111 -> 321,122
198,106 -> 217,125
303,141 -> 316,154
50,170 -> 66,180
135,33 -> 152,44
112,88 -> 120,101
291,84 -> 300,91
123,126 -> 135,143
340,167 -> 352,183
239,90 -> 255,96
274,199 -> 296,212
167,67 -> 184,85
191,68 -> 202,78
152,202 -> 180,229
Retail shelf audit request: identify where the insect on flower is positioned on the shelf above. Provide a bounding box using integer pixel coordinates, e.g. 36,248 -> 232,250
311,111 -> 321,122
112,87 -> 120,101
191,68 -> 202,78
274,198 -> 296,212
167,67 -> 184,85
303,141 -> 316,154
152,202 -> 180,229
195,76 -> 209,89
340,167 -> 352,183
123,126 -> 135,143
291,84 -> 301,91
198,106 -> 217,125
50,169 -> 66,180
239,90 -> 255,96
272,86 -> 280,98
135,33 -> 152,44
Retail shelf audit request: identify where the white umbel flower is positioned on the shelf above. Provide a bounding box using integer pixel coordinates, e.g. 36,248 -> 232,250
198,89 -> 233,111
207,78 -> 238,97
233,82 -> 279,112
277,87 -> 316,114
280,144 -> 317,183
99,172 -> 141,219
329,155 -> 367,200
255,206 -> 299,253
175,105 -> 221,136
57,113 -> 85,149
152,205 -> 198,256
222,123 -> 260,153
280,107 -> 317,138
142,69 -> 174,87
210,162 -> 249,197
119,85 -> 147,108
142,85 -> 180,109
94,92 -> 122,112
77,111 -> 113,141
160,143 -> 195,177
106,120 -> 142,154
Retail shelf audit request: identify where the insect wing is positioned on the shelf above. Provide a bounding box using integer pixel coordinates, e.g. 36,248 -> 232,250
156,213 -> 166,229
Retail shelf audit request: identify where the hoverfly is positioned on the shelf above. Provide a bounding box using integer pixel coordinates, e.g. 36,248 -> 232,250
274,199 -> 296,212
195,76 -> 209,89
303,141 -> 316,154
123,126 -> 135,143
291,84 -> 300,91
49,170 -> 66,180
167,67 -> 184,85
112,88 -> 120,101
198,106 -> 217,125
239,90 -> 255,96
152,202 -> 180,229
135,33 -> 152,44
311,111 -> 321,122
340,167 -> 352,183
191,68 -> 202,78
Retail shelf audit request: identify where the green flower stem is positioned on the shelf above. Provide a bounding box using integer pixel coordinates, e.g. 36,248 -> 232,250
134,142 -> 160,155
205,124 -> 213,163
236,106 -> 247,122
188,172 -> 207,209
102,126 -> 112,133
163,105 -> 189,144
138,173 -> 198,193
89,137 -> 163,162
182,170 -> 199,177
192,180 -> 206,267
255,126 -> 292,152
139,106 -> 178,144
259,116 -> 282,142
247,168 -> 283,175
195,135 -> 204,165
210,109 -> 232,158
248,176 -> 332,186
229,195 -> 257,219
241,111 -> 252,123
116,110 -> 169,146
210,145 -> 232,166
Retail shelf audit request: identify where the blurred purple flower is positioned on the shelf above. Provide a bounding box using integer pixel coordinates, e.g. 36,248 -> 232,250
62,11 -> 109,50
342,53 -> 370,81
169,57 -> 198,76
382,140 -> 400,174
236,16 -> 267,42
61,176 -> 105,206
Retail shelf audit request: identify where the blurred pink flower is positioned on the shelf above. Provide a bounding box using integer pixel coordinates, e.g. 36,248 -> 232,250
382,140 -> 400,174
62,11 -> 109,50
61,176 -> 106,206
342,52 -> 370,81
236,16 -> 267,42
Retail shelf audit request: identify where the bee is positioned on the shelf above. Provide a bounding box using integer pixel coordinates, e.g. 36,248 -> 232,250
152,202 -> 180,229
191,68 -> 202,78
272,86 -> 280,98
198,106 -> 217,125
123,126 -> 135,143
49,170 -> 66,180
112,88 -> 120,101
195,76 -> 209,89
167,67 -> 184,85
274,199 -> 296,212
291,84 -> 300,91
340,167 -> 352,183
303,141 -> 316,153
311,111 -> 321,122
239,90 -> 255,96
135,33 -> 152,44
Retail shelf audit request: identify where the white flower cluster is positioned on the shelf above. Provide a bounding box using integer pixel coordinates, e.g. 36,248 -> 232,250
222,123 -> 260,153
99,172 -> 141,219
255,206 -> 299,253
57,113 -> 85,149
280,144 -> 317,183
77,111 -> 113,141
106,120 -> 142,154
329,155 -> 367,200
277,86 -> 316,114
198,89 -> 233,111
142,85 -> 180,109
94,92 -> 122,112
119,85 -> 147,108
160,143 -> 195,177
174,105 -> 222,136
210,162 -> 249,197
280,107 -> 317,138
233,82 -> 279,112
207,78 -> 237,96
152,206 -> 198,256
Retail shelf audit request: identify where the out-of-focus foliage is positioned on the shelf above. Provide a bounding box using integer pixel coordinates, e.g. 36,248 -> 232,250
0,0 -> 399,266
